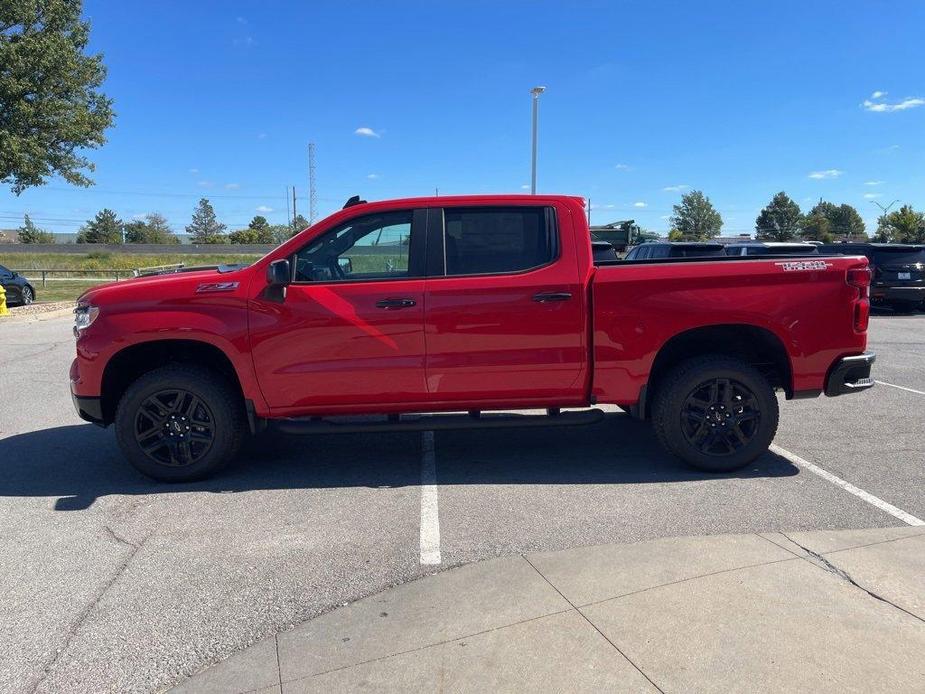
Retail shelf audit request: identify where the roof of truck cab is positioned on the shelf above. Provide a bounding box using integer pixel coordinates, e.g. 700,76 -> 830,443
342,194 -> 586,210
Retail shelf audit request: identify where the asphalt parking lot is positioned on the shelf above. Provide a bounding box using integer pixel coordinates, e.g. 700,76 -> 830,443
1,311 -> 923,693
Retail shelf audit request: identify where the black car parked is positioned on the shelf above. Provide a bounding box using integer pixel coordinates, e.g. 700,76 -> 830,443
725,241 -> 819,256
819,243 -> 925,311
0,264 -> 36,306
624,242 -> 727,260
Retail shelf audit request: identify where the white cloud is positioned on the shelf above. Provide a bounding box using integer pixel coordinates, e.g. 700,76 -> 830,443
864,180 -> 884,186
197,180 -> 214,187
591,203 -> 615,210
233,36 -> 255,47
660,215 -> 671,220
633,201 -> 647,208
367,173 -> 380,180
236,16 -> 247,24
808,169 -> 843,179
256,205 -> 273,213
862,96 -> 925,112
354,127 -> 381,138
662,184 -> 689,192
863,193 -> 882,199
870,90 -> 887,99
188,168 -> 199,174
224,183 -> 240,190
257,133 -> 267,140
520,184 -> 530,190
132,213 -> 147,220
614,163 -> 631,170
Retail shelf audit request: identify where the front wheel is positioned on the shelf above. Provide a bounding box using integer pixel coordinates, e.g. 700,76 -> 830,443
115,365 -> 245,482
20,286 -> 34,305
652,355 -> 779,472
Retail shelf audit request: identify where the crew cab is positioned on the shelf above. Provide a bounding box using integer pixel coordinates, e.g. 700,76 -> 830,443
70,195 -> 875,481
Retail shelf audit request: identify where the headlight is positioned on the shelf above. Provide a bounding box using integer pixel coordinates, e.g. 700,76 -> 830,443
73,304 -> 100,336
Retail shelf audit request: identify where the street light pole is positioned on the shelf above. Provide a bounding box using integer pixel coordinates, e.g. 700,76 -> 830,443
530,86 -> 546,194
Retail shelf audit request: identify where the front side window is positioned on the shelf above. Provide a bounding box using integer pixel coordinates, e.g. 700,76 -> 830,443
293,211 -> 412,282
443,207 -> 554,276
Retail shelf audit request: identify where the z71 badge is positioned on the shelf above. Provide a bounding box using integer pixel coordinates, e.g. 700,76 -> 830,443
775,260 -> 833,271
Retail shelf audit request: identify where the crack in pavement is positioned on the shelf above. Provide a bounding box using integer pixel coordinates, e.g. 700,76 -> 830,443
27,529 -> 149,694
781,532 -> 924,625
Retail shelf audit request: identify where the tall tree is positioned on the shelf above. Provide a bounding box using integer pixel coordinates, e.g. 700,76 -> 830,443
186,198 -> 226,244
291,213 -> 310,232
875,205 -> 925,243
755,192 -> 802,241
16,214 -> 55,243
800,211 -> 833,242
228,215 -> 275,244
1,0 -> 115,194
669,190 -> 723,240
808,200 -> 866,240
124,212 -> 179,244
76,208 -> 122,243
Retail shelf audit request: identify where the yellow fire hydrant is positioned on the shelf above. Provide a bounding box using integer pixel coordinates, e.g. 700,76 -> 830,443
0,283 -> 8,316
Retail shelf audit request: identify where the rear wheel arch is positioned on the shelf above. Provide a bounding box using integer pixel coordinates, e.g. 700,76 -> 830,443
100,339 -> 245,424
644,324 -> 792,418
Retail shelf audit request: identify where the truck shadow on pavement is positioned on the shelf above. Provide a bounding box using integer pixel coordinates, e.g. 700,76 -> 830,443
0,413 -> 798,511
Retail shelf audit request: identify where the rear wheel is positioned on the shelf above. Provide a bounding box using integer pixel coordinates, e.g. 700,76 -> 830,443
20,286 -> 34,305
652,355 -> 779,472
115,365 -> 245,481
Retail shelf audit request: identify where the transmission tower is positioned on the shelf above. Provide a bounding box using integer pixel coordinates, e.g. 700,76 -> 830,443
308,142 -> 318,225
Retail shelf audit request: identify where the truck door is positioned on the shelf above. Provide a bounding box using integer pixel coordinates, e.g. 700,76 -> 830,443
423,204 -> 587,404
248,208 -> 428,413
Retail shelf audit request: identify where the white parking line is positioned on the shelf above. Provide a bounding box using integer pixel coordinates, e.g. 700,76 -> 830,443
419,430 -> 442,565
876,380 -> 925,396
770,444 -> 924,526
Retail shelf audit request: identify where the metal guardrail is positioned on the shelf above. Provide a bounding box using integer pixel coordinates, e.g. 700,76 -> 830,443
12,268 -> 137,286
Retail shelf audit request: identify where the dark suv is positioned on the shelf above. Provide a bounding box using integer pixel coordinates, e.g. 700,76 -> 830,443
820,243 -> 925,311
624,242 -> 726,260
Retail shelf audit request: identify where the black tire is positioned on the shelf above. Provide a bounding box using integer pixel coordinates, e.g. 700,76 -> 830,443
652,355 -> 779,472
115,365 -> 245,482
20,285 -> 34,305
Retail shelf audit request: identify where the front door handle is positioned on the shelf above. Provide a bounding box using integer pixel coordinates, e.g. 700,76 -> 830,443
375,297 -> 417,310
532,292 -> 572,303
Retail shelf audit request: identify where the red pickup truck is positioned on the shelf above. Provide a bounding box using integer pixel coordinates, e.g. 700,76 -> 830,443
70,195 -> 875,481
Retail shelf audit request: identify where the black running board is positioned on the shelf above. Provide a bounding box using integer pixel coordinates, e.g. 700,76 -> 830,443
272,408 -> 605,435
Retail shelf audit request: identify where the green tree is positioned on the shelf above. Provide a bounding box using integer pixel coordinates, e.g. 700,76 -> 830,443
669,190 -> 723,240
291,213 -> 310,232
16,213 -> 55,243
807,200 -> 866,240
1,0 -> 115,194
755,192 -> 802,241
800,211 -> 833,242
186,198 -> 226,244
229,215 -> 276,244
76,208 -> 122,244
875,205 -> 925,243
268,224 -> 295,244
124,212 -> 178,244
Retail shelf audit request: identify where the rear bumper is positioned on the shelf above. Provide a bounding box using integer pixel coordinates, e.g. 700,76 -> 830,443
825,353 -> 876,397
871,286 -> 925,304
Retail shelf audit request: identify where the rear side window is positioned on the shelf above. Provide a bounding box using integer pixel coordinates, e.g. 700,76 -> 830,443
443,207 -> 555,275
870,248 -> 925,266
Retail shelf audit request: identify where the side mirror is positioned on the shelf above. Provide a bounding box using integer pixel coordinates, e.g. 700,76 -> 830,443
267,259 -> 291,286
337,257 -> 353,274
264,259 -> 291,303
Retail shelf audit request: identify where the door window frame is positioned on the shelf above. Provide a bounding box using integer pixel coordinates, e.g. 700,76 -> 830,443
288,208 -> 427,285
423,205 -> 560,279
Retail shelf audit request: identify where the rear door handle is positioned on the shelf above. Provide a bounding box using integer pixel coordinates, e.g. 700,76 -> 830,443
375,297 -> 417,309
532,292 -> 572,303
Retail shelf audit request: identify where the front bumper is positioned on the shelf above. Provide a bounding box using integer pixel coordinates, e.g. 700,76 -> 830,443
71,389 -> 106,426
825,353 -> 876,397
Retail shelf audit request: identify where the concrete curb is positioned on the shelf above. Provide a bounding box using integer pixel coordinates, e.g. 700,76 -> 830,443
0,304 -> 74,324
169,526 -> 925,693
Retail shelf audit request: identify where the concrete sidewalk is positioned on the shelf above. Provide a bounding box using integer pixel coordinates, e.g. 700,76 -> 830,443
171,527 -> 925,693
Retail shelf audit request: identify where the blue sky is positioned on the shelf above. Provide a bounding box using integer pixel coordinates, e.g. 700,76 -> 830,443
3,0 -> 924,235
